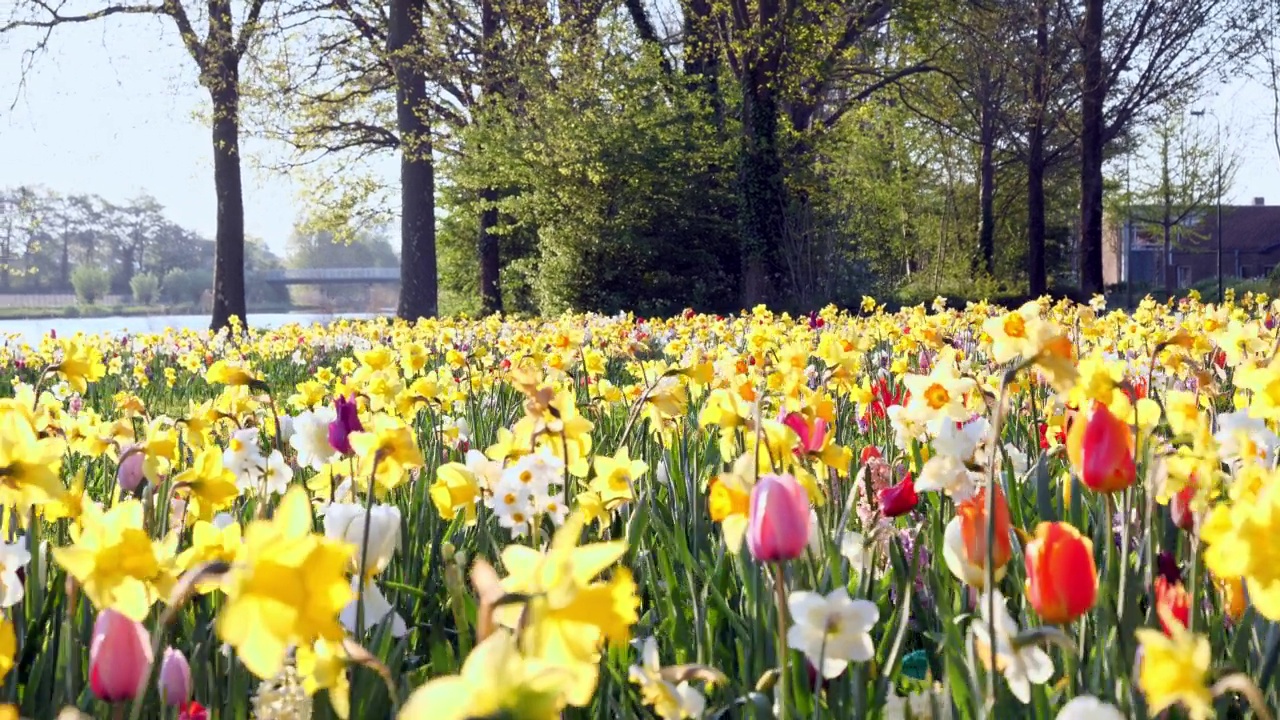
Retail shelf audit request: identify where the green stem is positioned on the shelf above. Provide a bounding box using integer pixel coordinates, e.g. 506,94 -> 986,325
774,562 -> 790,720
355,452 -> 384,638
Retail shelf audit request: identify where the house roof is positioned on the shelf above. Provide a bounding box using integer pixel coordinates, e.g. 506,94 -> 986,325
1125,204 -> 1280,253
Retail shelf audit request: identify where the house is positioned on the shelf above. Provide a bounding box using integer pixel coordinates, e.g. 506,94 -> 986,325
1103,198 -> 1280,289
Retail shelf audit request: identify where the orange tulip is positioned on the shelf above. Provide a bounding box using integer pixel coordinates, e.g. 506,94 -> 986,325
958,486 -> 1012,574
1066,401 -> 1136,493
1024,522 -> 1097,624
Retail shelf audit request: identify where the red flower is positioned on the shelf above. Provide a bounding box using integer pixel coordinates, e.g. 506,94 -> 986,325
1169,479 -> 1198,532
877,474 -> 918,517
1154,576 -> 1191,636
1066,401 -> 1136,494
860,446 -> 883,465
179,701 -> 209,720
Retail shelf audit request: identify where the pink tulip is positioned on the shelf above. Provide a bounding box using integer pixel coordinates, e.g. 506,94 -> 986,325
781,412 -> 829,456
117,446 -> 146,494
89,609 -> 153,703
159,648 -> 192,706
746,473 -> 811,562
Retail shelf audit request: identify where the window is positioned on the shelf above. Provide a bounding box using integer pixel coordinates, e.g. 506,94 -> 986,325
1177,266 -> 1193,288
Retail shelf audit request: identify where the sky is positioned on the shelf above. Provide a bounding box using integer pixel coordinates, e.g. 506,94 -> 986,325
2,16 -> 1280,259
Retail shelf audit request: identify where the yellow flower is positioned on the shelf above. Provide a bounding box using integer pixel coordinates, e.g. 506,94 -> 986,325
398,630 -> 571,720
0,411 -> 66,512
431,463 -> 481,523
177,519 -> 243,592
42,472 -> 89,528
54,338 -> 105,393
297,638 -> 351,719
218,487 -> 354,679
206,359 -> 263,388
1135,626 -> 1213,720
349,415 -> 426,497
497,514 -> 639,706
588,447 -> 648,509
52,500 -> 177,621
0,618 -> 13,684
172,447 -> 241,524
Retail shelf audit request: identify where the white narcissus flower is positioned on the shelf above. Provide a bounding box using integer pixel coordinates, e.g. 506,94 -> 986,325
1055,696 -> 1124,720
322,503 -> 402,575
839,531 -> 871,578
224,427 -> 265,488
969,590 -> 1054,703
915,455 -> 975,499
928,417 -> 989,462
289,407 -> 339,470
1213,410 -> 1277,468
340,578 -> 407,638
786,588 -> 878,678
258,449 -> 293,497
0,539 -> 31,608
464,449 -> 502,493
628,638 -> 706,719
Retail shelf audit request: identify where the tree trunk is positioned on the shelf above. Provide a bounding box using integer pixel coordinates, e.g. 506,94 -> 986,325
977,104 -> 996,276
478,188 -> 502,314
1027,0 -> 1048,297
1163,220 -> 1174,296
391,0 -> 438,320
209,76 -> 248,331
1079,0 -> 1105,296
739,72 -> 785,307
738,0 -> 785,307
477,0 -> 502,315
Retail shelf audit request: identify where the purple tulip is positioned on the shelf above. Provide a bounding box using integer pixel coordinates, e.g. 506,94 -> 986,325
328,395 -> 363,455
746,473 -> 811,563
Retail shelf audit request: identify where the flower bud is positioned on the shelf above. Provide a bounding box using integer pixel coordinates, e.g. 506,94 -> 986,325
117,446 -> 146,494
877,475 -> 918,517
1066,401 -> 1136,493
328,395 -> 363,455
746,473 -> 811,563
89,609 -> 153,703
159,648 -> 192,706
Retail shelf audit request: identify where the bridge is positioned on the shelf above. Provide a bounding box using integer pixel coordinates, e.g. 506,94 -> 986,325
253,267 -> 401,286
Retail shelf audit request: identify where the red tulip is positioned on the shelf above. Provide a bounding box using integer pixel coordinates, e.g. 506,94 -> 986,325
746,473 -> 811,562
1169,480 -> 1198,532
179,701 -> 209,720
877,475 -> 919,517
1154,576 -> 1190,635
90,609 -> 153,703
159,647 -> 192,706
1024,522 -> 1097,624
1066,401 -> 1136,493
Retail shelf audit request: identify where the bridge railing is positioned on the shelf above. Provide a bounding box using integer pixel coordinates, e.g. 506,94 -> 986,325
254,268 -> 401,282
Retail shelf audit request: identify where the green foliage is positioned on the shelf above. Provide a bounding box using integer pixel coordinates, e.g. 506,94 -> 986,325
70,266 -> 111,305
162,268 -> 212,305
443,28 -> 739,316
129,272 -> 161,304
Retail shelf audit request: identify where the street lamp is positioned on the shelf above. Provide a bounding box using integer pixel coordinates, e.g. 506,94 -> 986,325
1191,109 -> 1223,304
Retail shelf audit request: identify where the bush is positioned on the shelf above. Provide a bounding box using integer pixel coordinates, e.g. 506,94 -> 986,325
70,266 -> 111,305
162,269 -> 212,305
130,273 -> 161,305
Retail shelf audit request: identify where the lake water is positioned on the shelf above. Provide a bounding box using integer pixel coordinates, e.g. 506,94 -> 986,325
0,312 -> 381,344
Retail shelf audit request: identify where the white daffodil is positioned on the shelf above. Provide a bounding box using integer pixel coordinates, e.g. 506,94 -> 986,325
322,503 -> 402,575
786,588 -> 879,678
223,427 -> 265,488
339,578 -> 407,638
1055,696 -> 1124,720
289,407 -> 338,470
915,455 -> 976,499
258,449 -> 293,497
463,448 -> 502,493
969,590 -> 1054,703
1214,410 -> 1277,468
839,531 -> 872,578
0,539 -> 31,608
884,683 -> 951,719
929,417 -> 989,463
628,638 -> 706,719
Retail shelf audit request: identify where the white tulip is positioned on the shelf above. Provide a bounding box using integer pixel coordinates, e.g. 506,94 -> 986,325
1055,696 -> 1124,720
340,578 -> 407,638
0,539 -> 31,608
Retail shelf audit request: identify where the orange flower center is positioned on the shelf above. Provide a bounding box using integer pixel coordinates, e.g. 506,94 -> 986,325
924,384 -> 951,410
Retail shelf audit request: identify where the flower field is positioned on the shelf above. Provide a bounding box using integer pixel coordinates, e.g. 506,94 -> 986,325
0,293 -> 1278,719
